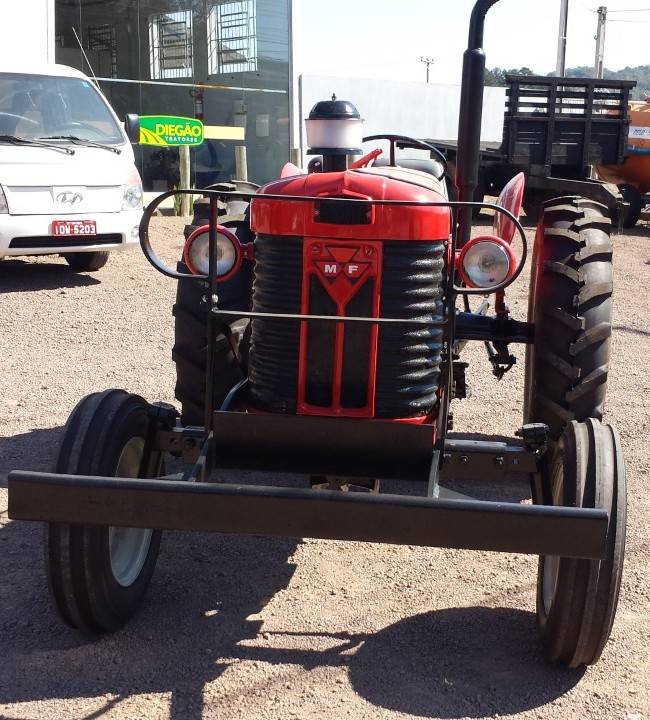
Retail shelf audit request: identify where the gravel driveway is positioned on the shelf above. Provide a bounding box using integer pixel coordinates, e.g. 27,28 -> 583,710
0,216 -> 648,720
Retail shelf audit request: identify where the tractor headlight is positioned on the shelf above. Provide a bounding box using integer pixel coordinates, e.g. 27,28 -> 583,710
458,236 -> 515,289
183,225 -> 241,279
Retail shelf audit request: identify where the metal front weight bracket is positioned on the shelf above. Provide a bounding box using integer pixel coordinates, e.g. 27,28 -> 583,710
440,437 -> 540,482
516,423 -> 549,453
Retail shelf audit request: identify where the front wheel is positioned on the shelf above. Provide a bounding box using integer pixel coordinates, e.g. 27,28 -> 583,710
536,418 -> 626,667
47,390 -> 162,634
63,251 -> 109,272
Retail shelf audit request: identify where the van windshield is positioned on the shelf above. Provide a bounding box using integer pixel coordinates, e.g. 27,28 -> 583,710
0,72 -> 124,145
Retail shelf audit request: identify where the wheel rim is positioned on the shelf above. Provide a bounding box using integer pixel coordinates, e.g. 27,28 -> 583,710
542,555 -> 560,615
109,437 -> 153,587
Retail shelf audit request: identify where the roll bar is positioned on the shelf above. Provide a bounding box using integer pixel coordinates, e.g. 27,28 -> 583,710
456,0 -> 500,247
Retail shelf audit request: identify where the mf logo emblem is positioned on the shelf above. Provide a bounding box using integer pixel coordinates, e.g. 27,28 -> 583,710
56,191 -> 83,206
315,247 -> 369,283
307,242 -> 381,307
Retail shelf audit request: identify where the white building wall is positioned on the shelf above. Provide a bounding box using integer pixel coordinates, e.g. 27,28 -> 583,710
297,73 -> 507,163
0,0 -> 55,67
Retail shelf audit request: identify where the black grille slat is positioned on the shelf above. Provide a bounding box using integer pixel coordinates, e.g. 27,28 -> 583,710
248,235 -> 303,413
305,278 -> 336,407
247,236 -> 446,419
376,242 -> 445,417
9,234 -> 122,249
341,279 -> 373,408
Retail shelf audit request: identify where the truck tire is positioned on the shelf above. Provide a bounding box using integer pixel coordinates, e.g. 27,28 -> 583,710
63,251 -> 109,272
617,184 -> 642,228
536,418 -> 626,667
524,197 -> 613,441
46,390 -> 163,634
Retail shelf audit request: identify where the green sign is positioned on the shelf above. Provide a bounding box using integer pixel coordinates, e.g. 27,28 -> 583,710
139,115 -> 204,146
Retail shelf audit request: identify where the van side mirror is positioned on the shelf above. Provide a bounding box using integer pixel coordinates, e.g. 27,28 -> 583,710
124,114 -> 140,144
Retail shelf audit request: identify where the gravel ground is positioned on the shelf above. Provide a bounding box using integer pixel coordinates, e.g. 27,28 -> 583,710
0,215 -> 648,720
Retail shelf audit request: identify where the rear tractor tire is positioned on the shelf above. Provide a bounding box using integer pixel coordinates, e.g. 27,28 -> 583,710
173,214 -> 253,425
524,197 -> 613,442
536,418 -> 626,667
46,390 -> 163,634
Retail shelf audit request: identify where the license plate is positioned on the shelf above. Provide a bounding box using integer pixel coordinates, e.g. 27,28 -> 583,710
52,220 -> 97,237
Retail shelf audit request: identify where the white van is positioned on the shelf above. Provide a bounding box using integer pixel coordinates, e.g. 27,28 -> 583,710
0,64 -> 142,272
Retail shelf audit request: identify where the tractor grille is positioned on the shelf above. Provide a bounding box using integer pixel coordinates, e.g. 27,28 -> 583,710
248,236 -> 446,418
375,242 -> 445,417
248,235 -> 303,413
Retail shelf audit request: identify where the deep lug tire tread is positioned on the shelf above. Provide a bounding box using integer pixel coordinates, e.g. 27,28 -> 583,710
47,390 -> 162,634
172,258 -> 246,425
525,197 -> 613,439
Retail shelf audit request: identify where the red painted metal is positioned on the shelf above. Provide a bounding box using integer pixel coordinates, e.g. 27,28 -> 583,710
252,167 -> 449,423
280,162 -> 305,178
493,172 -> 525,244
251,169 -> 451,241
298,239 -> 383,418
349,148 -> 383,169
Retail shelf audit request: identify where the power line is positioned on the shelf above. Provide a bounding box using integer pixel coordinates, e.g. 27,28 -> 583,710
581,5 -> 650,11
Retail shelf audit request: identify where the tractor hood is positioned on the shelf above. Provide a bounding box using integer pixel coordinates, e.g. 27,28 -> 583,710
252,166 -> 450,240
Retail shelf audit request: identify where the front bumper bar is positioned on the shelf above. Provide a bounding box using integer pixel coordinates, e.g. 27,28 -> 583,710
8,471 -> 607,559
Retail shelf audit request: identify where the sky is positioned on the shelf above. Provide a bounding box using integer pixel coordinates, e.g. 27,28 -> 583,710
293,0 -> 650,85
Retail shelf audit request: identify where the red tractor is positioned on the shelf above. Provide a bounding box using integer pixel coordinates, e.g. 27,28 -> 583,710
9,0 -> 624,669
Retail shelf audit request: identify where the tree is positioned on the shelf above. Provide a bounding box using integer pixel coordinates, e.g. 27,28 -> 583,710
485,66 -> 534,87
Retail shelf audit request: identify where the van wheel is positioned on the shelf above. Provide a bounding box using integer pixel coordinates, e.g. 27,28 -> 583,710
63,251 -> 109,272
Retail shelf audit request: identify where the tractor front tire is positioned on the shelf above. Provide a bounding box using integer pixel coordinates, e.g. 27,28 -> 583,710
536,418 -> 626,667
46,390 -> 162,634
524,197 -> 613,441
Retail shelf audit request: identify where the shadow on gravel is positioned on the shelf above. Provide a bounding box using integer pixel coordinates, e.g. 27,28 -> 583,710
0,517 -> 299,720
348,607 -> 584,718
0,259 -> 100,293
612,324 -> 650,338
0,428 -> 574,720
1,426 -> 299,720
0,427 -> 63,485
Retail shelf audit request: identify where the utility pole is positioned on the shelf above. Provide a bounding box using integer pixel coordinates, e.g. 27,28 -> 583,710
556,0 -> 569,76
420,56 -> 434,83
594,6 -> 607,78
